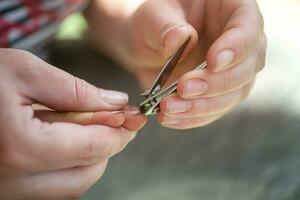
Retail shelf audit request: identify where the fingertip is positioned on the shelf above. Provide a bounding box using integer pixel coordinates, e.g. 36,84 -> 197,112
122,108 -> 147,131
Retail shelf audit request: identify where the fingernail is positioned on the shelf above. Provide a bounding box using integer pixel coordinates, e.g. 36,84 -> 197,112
167,98 -> 192,114
163,117 -> 181,125
183,79 -> 208,98
162,25 -> 190,58
215,50 -> 235,72
100,89 -> 129,105
124,106 -> 141,116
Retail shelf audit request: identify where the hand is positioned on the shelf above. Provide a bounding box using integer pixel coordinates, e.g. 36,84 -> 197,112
0,48 -> 146,199
85,0 -> 266,129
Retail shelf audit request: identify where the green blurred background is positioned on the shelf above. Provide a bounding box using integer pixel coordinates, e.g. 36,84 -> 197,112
51,0 -> 300,199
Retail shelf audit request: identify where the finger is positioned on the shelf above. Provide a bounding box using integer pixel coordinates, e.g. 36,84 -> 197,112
0,161 -> 108,200
157,113 -> 224,130
130,0 -> 198,62
122,107 -> 147,131
177,36 -> 266,98
34,110 -> 126,128
206,0 -> 265,72
160,81 -> 255,118
16,123 -> 136,174
34,106 -> 147,131
10,49 -> 128,111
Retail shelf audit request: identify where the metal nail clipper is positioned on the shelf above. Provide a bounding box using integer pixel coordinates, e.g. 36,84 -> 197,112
139,37 -> 207,116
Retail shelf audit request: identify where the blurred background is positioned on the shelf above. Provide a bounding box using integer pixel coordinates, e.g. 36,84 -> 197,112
50,0 -> 300,199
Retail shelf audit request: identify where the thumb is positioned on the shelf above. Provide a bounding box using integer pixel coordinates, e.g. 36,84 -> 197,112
132,0 -> 198,59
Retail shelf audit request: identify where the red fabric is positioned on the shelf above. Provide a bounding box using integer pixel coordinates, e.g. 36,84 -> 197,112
0,0 -> 85,47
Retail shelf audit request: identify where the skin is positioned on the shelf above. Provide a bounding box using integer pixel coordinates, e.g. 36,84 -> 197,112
0,0 -> 266,198
0,48 -> 146,199
85,0 -> 267,129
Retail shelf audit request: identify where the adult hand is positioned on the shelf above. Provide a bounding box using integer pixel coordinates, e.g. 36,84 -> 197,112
85,0 -> 266,129
0,48 -> 146,199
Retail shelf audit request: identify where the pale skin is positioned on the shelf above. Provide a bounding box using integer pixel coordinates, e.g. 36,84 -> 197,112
86,0 -> 267,129
0,0 -> 266,199
0,49 -> 146,199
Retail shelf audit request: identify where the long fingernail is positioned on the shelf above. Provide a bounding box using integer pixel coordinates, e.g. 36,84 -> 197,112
162,25 -> 190,59
183,79 -> 208,98
215,49 -> 235,72
163,117 -> 182,125
100,89 -> 129,105
167,98 -> 192,114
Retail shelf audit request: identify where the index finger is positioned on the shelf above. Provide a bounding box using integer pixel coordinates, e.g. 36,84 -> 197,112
207,0 -> 264,72
122,107 -> 147,131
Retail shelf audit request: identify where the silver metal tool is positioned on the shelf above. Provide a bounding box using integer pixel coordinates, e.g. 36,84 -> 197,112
139,37 -> 207,116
